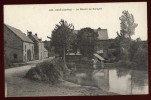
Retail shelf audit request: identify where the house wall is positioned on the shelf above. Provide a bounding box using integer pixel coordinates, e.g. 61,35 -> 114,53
38,42 -> 43,60
42,42 -> 48,58
4,25 -> 23,62
39,42 -> 48,59
23,42 -> 34,62
43,51 -> 48,58
28,34 -> 39,60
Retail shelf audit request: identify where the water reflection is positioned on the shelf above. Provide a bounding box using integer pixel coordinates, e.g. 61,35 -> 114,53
65,67 -> 148,95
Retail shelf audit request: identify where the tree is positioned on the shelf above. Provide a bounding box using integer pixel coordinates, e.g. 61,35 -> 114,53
77,27 -> 98,59
115,11 -> 138,61
133,47 -> 148,69
117,10 -> 138,39
70,33 -> 78,54
51,19 -> 74,66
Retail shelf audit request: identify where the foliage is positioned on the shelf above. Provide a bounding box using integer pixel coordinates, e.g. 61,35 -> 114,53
115,40 -> 148,70
25,58 -> 71,84
114,10 -> 147,70
132,47 -> 148,69
51,19 -> 74,57
77,27 -> 98,58
117,10 -> 138,39
116,60 -> 136,69
70,33 -> 78,54
113,11 -> 141,63
116,67 -> 131,77
128,41 -> 140,61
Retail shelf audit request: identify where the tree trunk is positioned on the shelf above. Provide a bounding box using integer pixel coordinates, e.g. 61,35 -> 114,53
63,46 -> 69,70
63,46 -> 71,79
63,46 -> 66,67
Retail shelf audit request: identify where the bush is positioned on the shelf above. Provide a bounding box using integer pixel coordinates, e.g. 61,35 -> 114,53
116,60 -> 136,69
132,47 -> 148,70
25,58 -> 71,84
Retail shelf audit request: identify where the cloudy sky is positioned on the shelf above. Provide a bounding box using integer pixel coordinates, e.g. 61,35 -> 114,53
4,2 -> 147,41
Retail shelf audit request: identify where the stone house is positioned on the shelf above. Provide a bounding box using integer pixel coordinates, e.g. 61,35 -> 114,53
4,24 -> 34,62
27,32 -> 48,60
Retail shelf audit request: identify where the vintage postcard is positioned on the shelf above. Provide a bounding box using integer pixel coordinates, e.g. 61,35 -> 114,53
4,2 -> 148,97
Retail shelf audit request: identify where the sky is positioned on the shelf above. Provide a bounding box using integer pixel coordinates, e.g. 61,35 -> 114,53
4,2 -> 147,41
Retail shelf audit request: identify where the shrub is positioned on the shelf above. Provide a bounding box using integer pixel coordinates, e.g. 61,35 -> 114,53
132,47 -> 148,70
116,60 -> 136,69
25,58 -> 70,84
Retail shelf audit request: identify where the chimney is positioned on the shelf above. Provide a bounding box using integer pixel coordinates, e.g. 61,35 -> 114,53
98,27 -> 101,30
35,33 -> 37,36
27,31 -> 32,36
38,39 -> 42,41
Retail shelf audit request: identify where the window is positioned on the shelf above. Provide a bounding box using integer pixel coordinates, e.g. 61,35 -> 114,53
13,54 -> 17,59
25,45 -> 26,52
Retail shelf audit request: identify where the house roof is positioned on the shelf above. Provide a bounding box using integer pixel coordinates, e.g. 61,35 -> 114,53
43,47 -> 48,52
5,24 -> 34,43
73,28 -> 108,40
96,29 -> 108,40
31,34 -> 41,42
94,53 -> 105,61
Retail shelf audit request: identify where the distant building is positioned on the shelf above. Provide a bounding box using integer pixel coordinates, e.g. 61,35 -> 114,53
4,24 -> 34,62
94,27 -> 108,40
73,28 -> 108,40
43,40 -> 55,57
27,32 -> 48,60
43,47 -> 48,58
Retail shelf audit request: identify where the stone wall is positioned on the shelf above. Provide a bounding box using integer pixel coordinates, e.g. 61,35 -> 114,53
4,25 -> 23,62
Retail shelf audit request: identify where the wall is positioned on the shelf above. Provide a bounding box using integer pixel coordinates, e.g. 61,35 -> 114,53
27,34 -> 39,60
43,51 -> 48,58
38,42 -> 43,60
4,25 -> 23,62
23,42 -> 34,62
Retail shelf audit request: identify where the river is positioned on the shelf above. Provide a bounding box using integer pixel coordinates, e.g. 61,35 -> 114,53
65,66 -> 148,95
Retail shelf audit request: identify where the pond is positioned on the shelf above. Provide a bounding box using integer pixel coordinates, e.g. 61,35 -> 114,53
65,66 -> 148,95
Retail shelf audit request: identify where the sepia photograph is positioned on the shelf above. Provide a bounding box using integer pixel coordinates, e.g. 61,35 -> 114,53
4,2 -> 148,97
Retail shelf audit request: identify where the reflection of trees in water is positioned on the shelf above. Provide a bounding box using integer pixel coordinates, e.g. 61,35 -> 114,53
131,70 -> 148,87
130,70 -> 148,94
116,68 -> 148,89
116,67 -> 131,77
113,68 -> 148,94
67,66 -> 148,94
